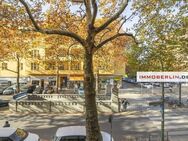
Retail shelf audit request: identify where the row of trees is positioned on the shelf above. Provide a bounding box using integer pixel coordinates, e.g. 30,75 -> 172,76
126,0 -> 187,76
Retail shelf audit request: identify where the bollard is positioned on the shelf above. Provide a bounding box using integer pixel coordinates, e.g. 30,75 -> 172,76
49,101 -> 52,112
16,101 -> 18,112
148,133 -> 151,141
167,131 -> 169,141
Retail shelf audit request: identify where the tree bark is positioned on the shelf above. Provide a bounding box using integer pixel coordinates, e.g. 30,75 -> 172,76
56,62 -> 59,93
16,55 -> 20,93
95,69 -> 99,95
84,50 -> 102,141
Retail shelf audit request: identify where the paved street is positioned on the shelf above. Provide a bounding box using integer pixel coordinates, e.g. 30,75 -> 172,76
0,111 -> 159,141
120,82 -> 188,141
1,82 -> 188,141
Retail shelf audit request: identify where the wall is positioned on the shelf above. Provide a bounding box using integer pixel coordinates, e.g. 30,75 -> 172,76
9,100 -> 112,113
9,94 -> 117,113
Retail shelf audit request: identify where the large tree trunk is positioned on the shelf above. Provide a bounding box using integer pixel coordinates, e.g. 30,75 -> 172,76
95,69 -> 99,95
84,51 -> 102,141
16,55 -> 20,93
56,64 -> 59,93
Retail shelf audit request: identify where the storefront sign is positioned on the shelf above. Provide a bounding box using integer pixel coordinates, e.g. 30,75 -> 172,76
137,72 -> 188,82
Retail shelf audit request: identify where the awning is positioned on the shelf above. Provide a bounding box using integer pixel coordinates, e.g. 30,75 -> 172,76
69,76 -> 84,81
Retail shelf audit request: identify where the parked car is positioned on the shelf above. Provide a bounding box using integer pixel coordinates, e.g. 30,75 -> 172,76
2,84 -> 34,95
19,85 -> 36,93
0,99 -> 9,107
3,86 -> 17,95
164,96 -> 179,105
142,83 -> 153,89
0,128 -> 40,141
153,83 -> 161,87
0,80 -> 11,87
0,86 -> 9,95
149,101 -> 161,106
123,78 -> 137,84
27,85 -> 36,93
52,126 -> 113,141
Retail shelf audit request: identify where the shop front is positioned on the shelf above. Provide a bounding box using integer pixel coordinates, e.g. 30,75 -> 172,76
68,75 -> 84,89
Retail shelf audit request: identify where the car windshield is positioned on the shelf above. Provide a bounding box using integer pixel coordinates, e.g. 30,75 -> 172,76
9,128 -> 28,141
60,136 -> 86,141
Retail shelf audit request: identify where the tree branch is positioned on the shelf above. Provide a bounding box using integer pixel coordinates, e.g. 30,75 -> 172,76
84,0 -> 92,25
117,16 -> 126,33
99,28 -> 111,43
44,29 -> 85,46
19,0 -> 42,31
18,0 -> 85,46
91,0 -> 98,26
96,32 -> 137,50
95,0 -> 129,33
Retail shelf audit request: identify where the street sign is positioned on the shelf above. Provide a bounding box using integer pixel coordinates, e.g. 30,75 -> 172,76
137,72 -> 188,82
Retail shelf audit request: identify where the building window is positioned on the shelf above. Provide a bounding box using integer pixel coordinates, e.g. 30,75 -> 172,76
31,63 -> 39,70
49,80 -> 56,86
59,62 -> 69,70
2,63 -> 7,70
32,80 -> 39,85
31,50 -> 40,58
20,63 -> 23,70
45,63 -> 55,70
71,62 -> 80,70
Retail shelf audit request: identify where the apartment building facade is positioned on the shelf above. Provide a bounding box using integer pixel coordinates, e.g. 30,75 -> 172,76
0,41 -> 126,89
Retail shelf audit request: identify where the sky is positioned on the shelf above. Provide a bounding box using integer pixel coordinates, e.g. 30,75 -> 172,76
122,1 -> 139,34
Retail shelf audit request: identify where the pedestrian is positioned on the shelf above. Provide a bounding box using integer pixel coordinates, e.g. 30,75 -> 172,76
121,98 -> 129,111
3,121 -> 10,127
169,85 -> 173,93
74,83 -> 78,94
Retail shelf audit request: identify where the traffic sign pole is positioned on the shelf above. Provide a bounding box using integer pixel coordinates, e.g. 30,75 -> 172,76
161,82 -> 165,141
179,83 -> 182,105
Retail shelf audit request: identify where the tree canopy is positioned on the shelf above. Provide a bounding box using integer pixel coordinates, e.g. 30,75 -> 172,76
125,0 -> 188,74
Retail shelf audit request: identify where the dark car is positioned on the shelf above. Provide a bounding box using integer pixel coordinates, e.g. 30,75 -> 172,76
19,85 -> 36,93
0,99 -> 9,107
27,85 -> 36,93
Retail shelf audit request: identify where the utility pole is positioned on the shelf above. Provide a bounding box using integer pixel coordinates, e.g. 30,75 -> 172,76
108,115 -> 113,141
161,82 -> 165,141
179,82 -> 182,106
160,58 -> 165,141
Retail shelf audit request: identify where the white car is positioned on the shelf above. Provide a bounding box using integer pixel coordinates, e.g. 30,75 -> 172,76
142,83 -> 153,89
0,128 -> 40,141
53,126 -> 113,141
